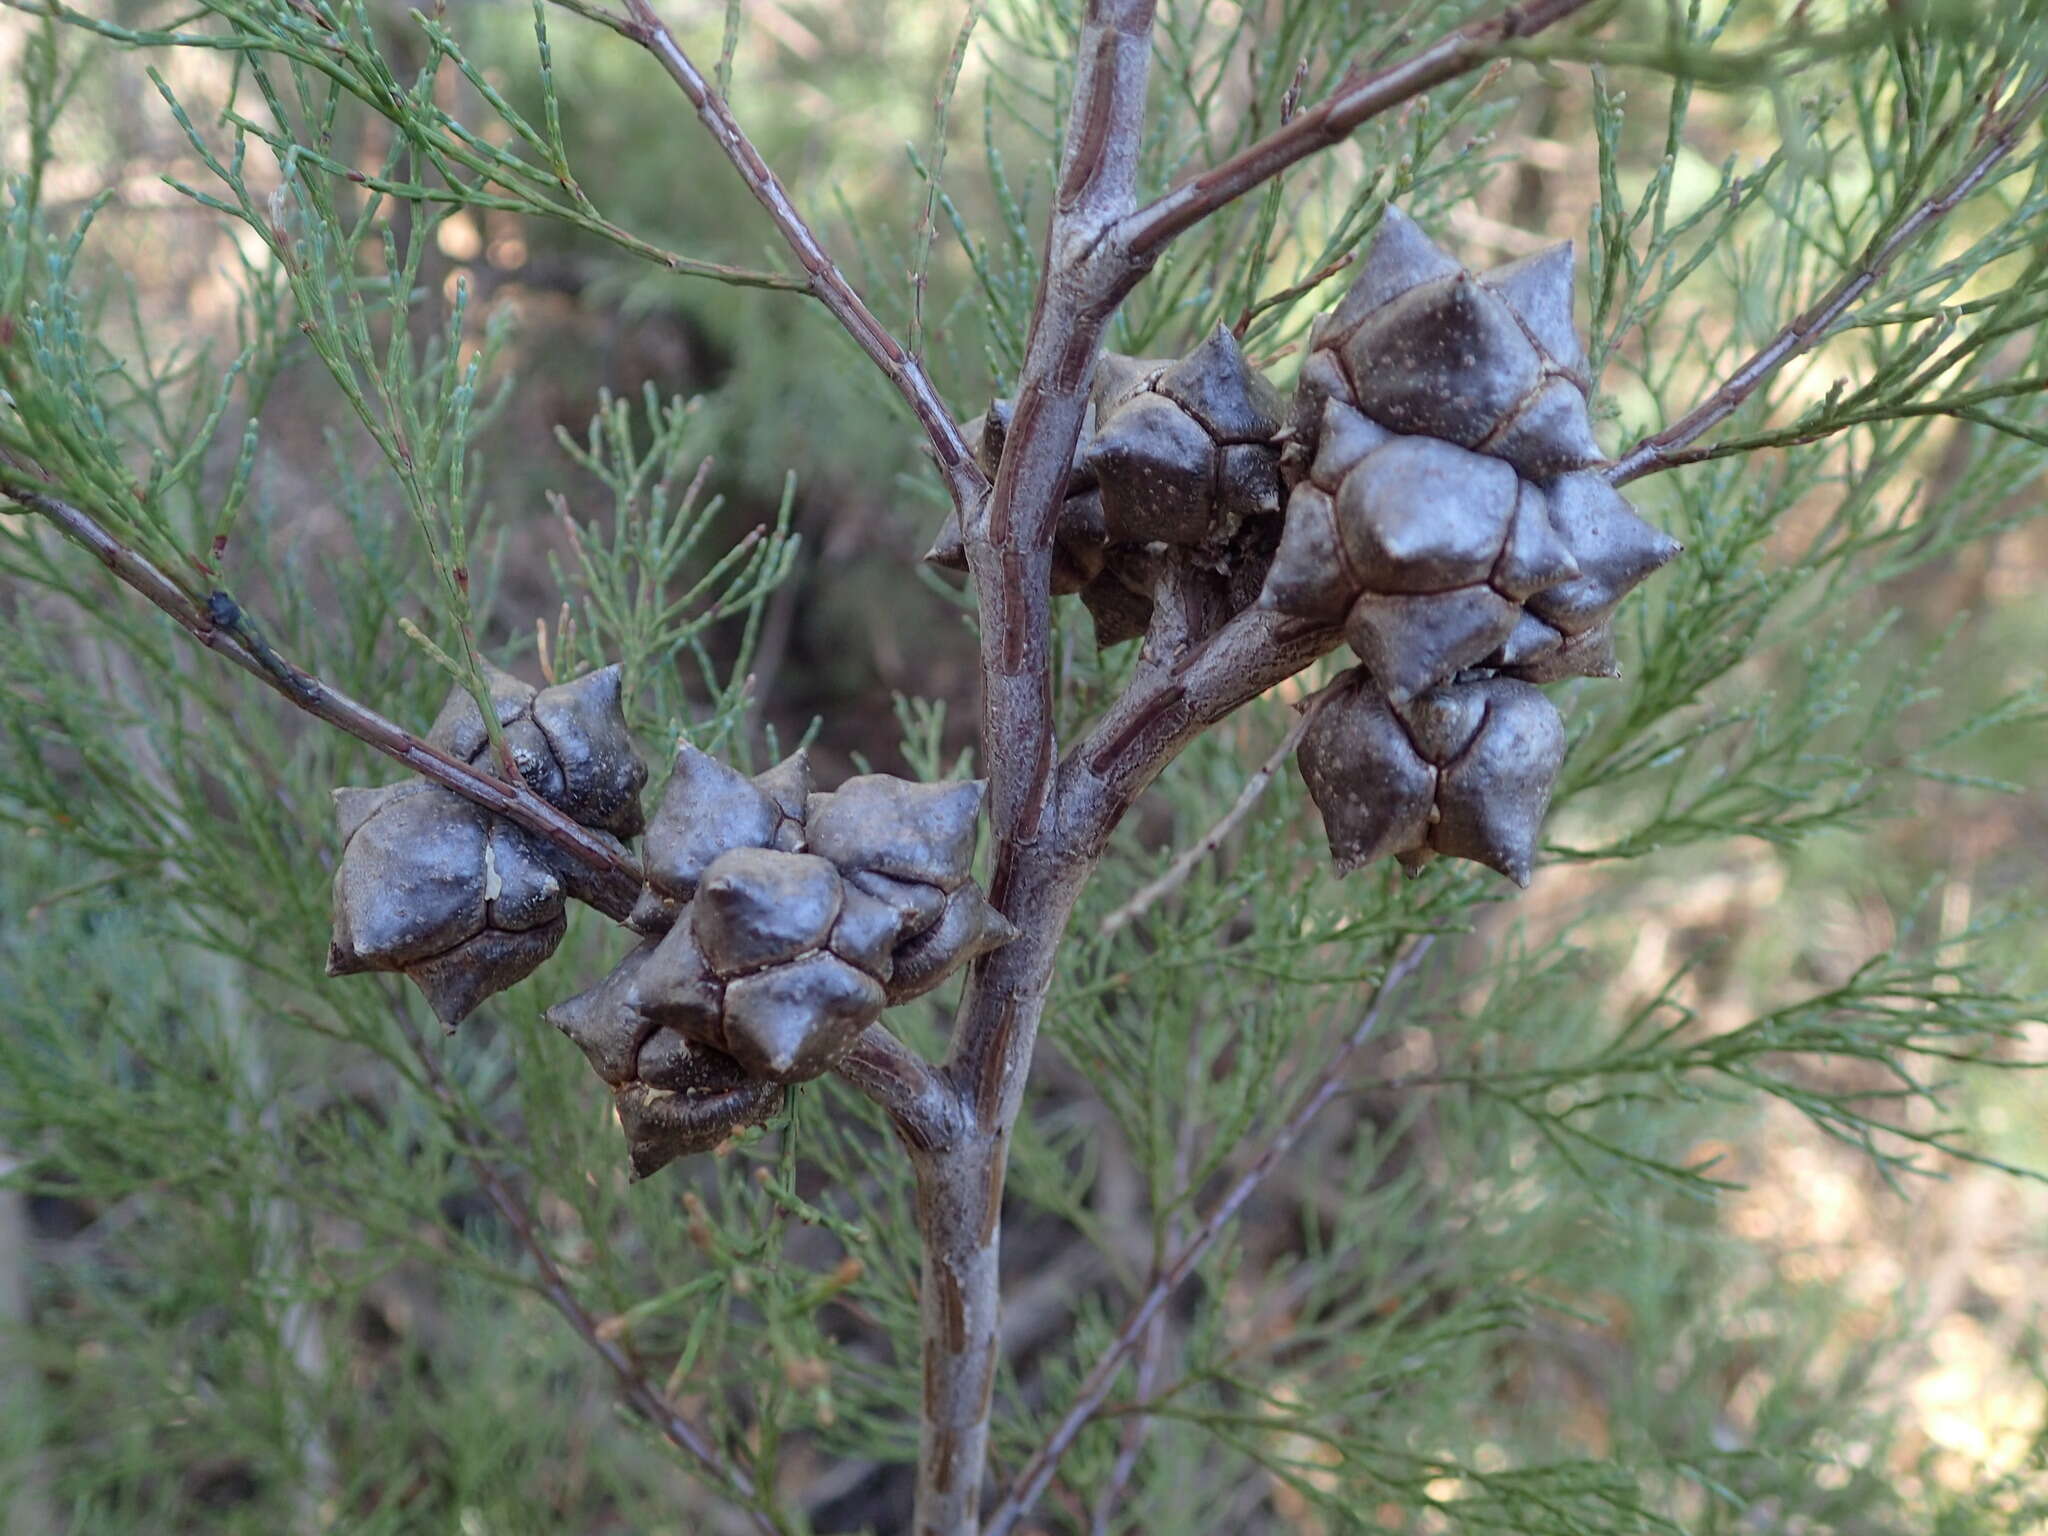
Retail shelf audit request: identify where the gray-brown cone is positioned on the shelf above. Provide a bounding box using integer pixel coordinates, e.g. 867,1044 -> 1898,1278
1267,206 -> 1679,697
1262,403 -> 1589,700
1297,670 -> 1565,886
641,742 -> 787,901
614,1071 -> 785,1180
1085,325 -> 1283,547
326,782 -> 567,1025
931,329 -> 1286,653
327,657 -> 652,1026
924,399 -> 1106,597
1302,206 -> 1599,479
547,941 -> 787,1179
546,757 -> 1012,1172
426,663 -> 648,838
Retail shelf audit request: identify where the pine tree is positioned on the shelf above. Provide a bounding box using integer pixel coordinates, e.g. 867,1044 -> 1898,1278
5,2 -> 2048,1533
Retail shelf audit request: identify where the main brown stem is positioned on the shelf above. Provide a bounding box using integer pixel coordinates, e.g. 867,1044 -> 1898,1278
914,0 -> 1611,1525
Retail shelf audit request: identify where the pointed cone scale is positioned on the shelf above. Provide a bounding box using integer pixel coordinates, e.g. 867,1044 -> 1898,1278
532,664 -> 648,839
643,741 -> 782,901
844,868 -> 948,942
1326,205 -> 1462,341
1259,484 -> 1357,625
615,1073 -> 785,1180
1489,609 -> 1566,670
1081,570 -> 1154,649
503,719 -> 571,806
406,914 -> 565,1028
691,849 -> 844,978
1091,353 -> 1166,414
546,939 -> 662,1085
1394,686 -> 1488,765
720,951 -> 886,1083
1490,480 -> 1579,602
628,886 -> 681,936
1525,473 -> 1682,636
883,884 -> 1018,1004
1288,343 -> 1358,455
1431,680 -> 1565,886
1157,323 -> 1284,443
1396,846 -> 1438,878
1342,275 -> 1542,452
1344,585 -> 1520,702
924,510 -> 969,572
1227,509 -> 1286,614
326,938 -> 374,978
425,662 -> 536,763
484,820 -> 566,933
1216,443 -> 1282,532
1482,241 -> 1582,371
828,879 -> 918,981
1295,671 -> 1436,873
1309,398 -> 1396,492
646,1038 -> 759,1115
753,751 -> 814,826
422,666 -> 567,803
1503,617 -> 1621,684
631,916 -> 728,1043
1051,490 -> 1110,596
1485,375 -> 1602,480
1333,437 -> 1520,593
1086,393 -> 1219,545
972,398 -> 1014,474
333,782 -> 418,849
331,787 -> 489,968
804,775 -> 984,891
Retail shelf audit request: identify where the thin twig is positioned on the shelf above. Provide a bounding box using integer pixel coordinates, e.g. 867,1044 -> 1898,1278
909,7 -> 1165,1533
1085,1039 -> 1202,1533
390,1001 -> 779,1536
1607,75 -> 2048,485
981,937 -> 1435,1536
1117,0 -> 1602,262
553,0 -> 986,513
1100,688 -> 1333,938
14,488 -> 645,919
910,0 -> 990,361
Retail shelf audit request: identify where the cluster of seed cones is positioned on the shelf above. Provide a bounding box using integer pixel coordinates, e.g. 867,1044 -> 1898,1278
327,664 -> 646,1024
930,206 -> 1680,887
927,322 -> 1288,648
325,206 -> 1677,1175
549,750 -> 1012,1176
327,667 -> 1011,1176
1273,208 -> 1681,886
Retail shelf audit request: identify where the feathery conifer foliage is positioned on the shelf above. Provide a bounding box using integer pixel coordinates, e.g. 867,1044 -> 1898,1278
4,1 -> 2048,1532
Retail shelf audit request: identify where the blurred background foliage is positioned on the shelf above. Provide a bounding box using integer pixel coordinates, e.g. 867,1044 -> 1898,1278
3,1 -> 2048,1532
